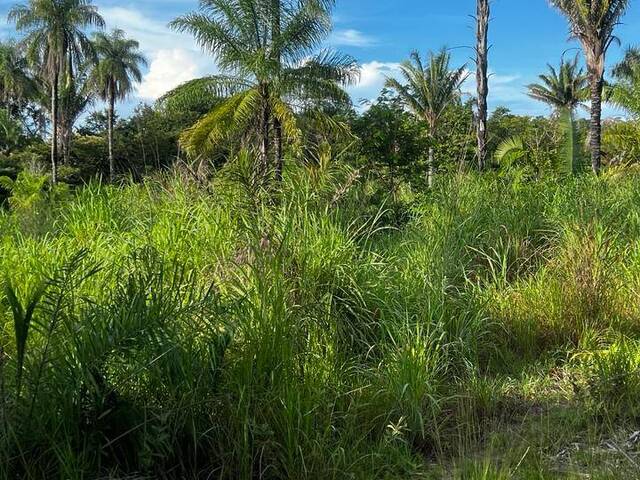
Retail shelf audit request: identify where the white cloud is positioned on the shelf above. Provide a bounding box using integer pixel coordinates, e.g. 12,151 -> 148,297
97,5 -> 217,100
462,71 -> 522,99
358,61 -> 400,88
350,62 -> 538,114
330,29 -> 377,47
346,61 -> 400,109
490,73 -> 526,103
461,70 -> 538,113
138,48 -> 204,100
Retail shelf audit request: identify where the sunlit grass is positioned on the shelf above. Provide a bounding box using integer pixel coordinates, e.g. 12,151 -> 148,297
2,166 -> 640,478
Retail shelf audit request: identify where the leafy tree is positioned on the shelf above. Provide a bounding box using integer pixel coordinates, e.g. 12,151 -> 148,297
0,108 -> 24,154
167,0 -> 359,182
0,40 -> 35,112
493,124 -> 558,174
602,119 -> 640,165
90,29 -> 147,182
113,104 -> 183,178
8,0 -> 104,183
605,48 -> 640,166
491,109 -> 562,173
527,56 -> 588,173
433,98 -> 476,173
549,0 -> 629,173
385,48 -> 468,187
352,90 -> 427,191
59,67 -> 94,164
76,110 -> 109,136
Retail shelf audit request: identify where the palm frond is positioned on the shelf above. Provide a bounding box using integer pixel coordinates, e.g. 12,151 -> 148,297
180,89 -> 258,156
494,136 -> 527,168
386,48 -> 467,133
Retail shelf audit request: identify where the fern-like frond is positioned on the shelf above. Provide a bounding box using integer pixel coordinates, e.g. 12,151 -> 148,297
494,136 -> 527,169
180,89 -> 257,156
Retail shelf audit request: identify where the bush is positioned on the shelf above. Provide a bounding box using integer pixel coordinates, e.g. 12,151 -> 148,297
1,167 -> 640,477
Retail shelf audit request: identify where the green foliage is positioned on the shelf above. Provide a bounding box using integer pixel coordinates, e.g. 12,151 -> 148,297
526,57 -> 588,175
0,40 -> 35,105
167,0 -> 359,167
0,167 -> 639,477
89,29 -> 147,103
549,0 -> 629,75
550,0 -> 630,171
527,55 -> 588,111
385,48 -> 468,135
3,278 -> 44,397
602,119 -> 640,165
384,48 -> 468,184
351,90 -> 427,188
0,170 -> 68,233
610,47 -> 640,119
494,136 -> 527,170
558,107 -> 580,174
2,2 -> 640,477
488,108 -> 580,173
0,109 -> 23,155
576,337 -> 640,419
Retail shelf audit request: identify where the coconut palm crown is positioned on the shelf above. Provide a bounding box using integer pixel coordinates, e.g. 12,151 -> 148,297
90,29 -> 147,181
385,48 -> 468,186
527,55 -> 589,112
166,0 -> 359,181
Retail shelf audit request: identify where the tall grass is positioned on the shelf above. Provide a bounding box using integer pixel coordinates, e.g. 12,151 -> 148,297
2,164 -> 640,478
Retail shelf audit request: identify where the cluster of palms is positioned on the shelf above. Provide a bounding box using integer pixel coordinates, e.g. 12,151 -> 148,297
494,56 -> 589,173
386,0 -> 632,177
2,0 -> 363,185
0,0 -> 636,187
2,0 -> 147,183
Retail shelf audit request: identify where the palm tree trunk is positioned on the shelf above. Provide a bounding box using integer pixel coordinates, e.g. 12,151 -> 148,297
274,117 -> 283,182
50,69 -> 59,185
476,0 -> 490,171
559,107 -> 577,175
271,0 -> 282,183
259,90 -> 270,179
108,82 -> 115,183
61,123 -> 71,165
589,74 -> 604,173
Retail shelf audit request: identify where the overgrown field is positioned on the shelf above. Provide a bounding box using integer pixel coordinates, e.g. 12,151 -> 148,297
2,164 -> 640,479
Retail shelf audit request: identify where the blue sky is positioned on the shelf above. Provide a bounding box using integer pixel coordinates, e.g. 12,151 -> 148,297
1,0 -> 639,118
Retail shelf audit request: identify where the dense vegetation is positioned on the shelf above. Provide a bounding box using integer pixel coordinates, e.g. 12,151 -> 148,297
3,0 -> 640,478
4,167 -> 640,478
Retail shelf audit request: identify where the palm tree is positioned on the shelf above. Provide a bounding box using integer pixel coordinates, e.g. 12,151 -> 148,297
527,56 -> 588,173
167,0 -> 359,182
90,29 -> 147,182
475,0 -> 490,171
549,0 -> 629,173
59,68 -> 94,164
0,108 -> 24,154
0,40 -> 35,113
8,0 -> 104,184
610,47 -> 640,118
612,46 -> 640,80
385,49 -> 468,187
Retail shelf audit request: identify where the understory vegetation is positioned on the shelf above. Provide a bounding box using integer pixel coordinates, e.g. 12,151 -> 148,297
3,0 -> 640,478
2,163 -> 640,478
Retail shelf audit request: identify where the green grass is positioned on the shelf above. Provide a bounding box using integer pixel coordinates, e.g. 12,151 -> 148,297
2,164 -> 640,478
